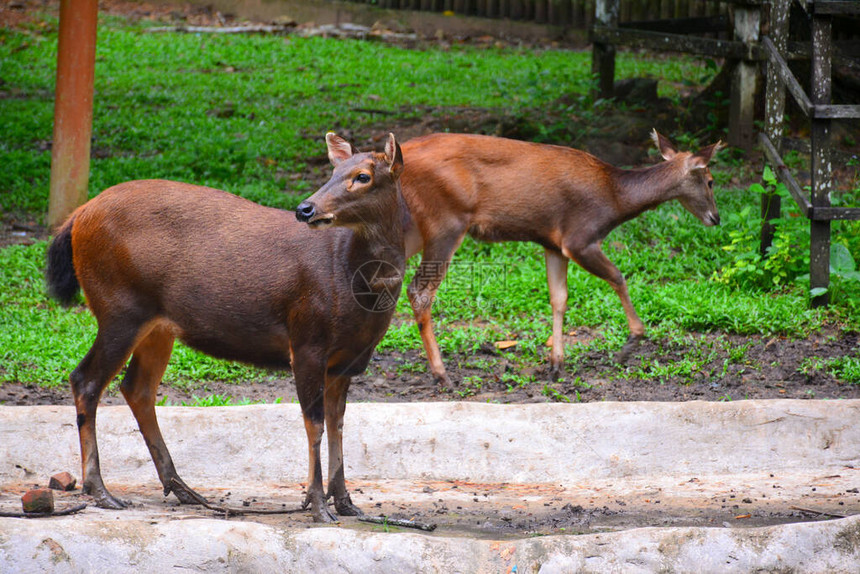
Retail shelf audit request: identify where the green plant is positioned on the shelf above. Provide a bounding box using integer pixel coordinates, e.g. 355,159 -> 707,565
713,167 -> 809,289
799,355 -> 860,385
541,384 -> 570,402
180,394 -> 258,407
456,375 -> 484,398
501,371 -> 536,392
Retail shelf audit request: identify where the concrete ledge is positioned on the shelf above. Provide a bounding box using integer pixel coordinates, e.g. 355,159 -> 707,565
1,514 -> 858,573
3,400 -> 859,485
1,400 -> 859,572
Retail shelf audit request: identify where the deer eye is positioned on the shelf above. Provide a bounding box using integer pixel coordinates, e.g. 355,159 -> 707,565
354,173 -> 371,184
707,180 -> 714,189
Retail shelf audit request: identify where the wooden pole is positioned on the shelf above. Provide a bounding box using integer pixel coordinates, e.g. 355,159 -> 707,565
47,0 -> 99,230
810,11 -> 832,307
591,0 -> 618,100
761,0 -> 789,255
727,4 -> 760,150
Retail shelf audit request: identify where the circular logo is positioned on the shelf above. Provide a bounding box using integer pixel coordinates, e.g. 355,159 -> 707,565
351,260 -> 402,313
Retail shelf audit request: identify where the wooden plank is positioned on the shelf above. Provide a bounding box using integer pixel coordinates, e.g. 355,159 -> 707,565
758,133 -> 812,218
762,36 -> 813,115
809,13 -> 833,307
812,207 -> 860,221
592,26 -> 757,60
813,105 -> 860,119
619,15 -> 729,34
812,1 -> 860,16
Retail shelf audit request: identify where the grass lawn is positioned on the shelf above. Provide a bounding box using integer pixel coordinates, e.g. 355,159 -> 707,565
1,9 -> 858,394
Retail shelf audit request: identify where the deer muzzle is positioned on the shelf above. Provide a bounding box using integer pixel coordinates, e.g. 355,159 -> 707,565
295,201 -> 334,227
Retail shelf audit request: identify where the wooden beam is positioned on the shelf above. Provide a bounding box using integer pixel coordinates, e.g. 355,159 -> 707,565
812,207 -> 860,221
811,1 -> 860,16
761,36 -> 813,116
591,26 -> 759,60
759,133 -> 812,219
813,105 -> 860,119
619,15 -> 729,34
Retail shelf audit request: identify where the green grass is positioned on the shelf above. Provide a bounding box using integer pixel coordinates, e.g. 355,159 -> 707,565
1,11 -> 858,390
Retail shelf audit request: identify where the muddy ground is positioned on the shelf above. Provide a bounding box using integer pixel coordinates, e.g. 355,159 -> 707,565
2,326 -> 859,408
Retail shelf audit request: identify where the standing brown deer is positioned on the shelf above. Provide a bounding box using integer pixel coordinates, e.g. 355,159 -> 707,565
45,133 -> 406,522
400,130 -> 722,385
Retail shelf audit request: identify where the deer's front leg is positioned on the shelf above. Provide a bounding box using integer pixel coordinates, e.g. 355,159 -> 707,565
293,347 -> 337,523
544,248 -> 569,380
564,243 -> 645,362
324,374 -> 362,516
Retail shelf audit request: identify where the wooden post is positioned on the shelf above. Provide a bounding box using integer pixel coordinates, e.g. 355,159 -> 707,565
810,11 -> 832,307
727,3 -> 760,150
47,0 -> 99,230
591,0 -> 618,99
761,0 -> 789,255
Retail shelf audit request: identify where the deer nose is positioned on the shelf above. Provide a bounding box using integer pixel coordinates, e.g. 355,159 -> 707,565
707,212 -> 720,226
295,201 -> 316,222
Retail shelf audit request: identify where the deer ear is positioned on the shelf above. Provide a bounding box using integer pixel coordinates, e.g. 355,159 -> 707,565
384,133 -> 404,180
326,132 -> 356,166
688,140 -> 724,170
651,129 -> 678,161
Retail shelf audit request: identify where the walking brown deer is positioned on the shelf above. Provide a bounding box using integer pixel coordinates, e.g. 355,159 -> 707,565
399,130 -> 723,385
45,133 -> 406,522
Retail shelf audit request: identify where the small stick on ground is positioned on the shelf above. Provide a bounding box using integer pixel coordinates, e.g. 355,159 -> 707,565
0,503 -> 88,518
790,505 -> 848,519
359,515 -> 438,532
169,478 -> 305,517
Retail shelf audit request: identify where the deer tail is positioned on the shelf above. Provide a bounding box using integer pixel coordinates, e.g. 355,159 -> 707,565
45,215 -> 80,306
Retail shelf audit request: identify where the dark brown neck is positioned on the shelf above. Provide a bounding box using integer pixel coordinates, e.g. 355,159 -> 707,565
613,158 -> 686,220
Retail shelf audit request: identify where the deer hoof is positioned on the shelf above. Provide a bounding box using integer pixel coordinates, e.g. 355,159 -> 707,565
547,364 -> 563,381
92,490 -> 129,510
165,476 -> 208,505
335,496 -> 364,517
433,371 -> 453,389
312,504 -> 339,523
615,335 -> 644,363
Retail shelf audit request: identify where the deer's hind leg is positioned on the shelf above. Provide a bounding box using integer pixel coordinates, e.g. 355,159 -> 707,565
119,323 -> 200,505
407,230 -> 467,387
71,319 -> 147,509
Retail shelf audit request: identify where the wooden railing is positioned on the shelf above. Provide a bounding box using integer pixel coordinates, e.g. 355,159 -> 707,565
353,0 -> 730,27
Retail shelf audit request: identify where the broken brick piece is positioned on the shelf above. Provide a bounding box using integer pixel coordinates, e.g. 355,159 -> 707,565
49,471 -> 77,492
22,488 -> 54,514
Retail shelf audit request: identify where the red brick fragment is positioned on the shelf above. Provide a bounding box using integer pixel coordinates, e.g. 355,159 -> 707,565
21,488 -> 54,514
49,471 -> 77,492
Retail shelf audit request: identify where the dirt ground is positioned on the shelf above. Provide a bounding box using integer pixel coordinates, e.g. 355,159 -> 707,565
2,326 -> 858,408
